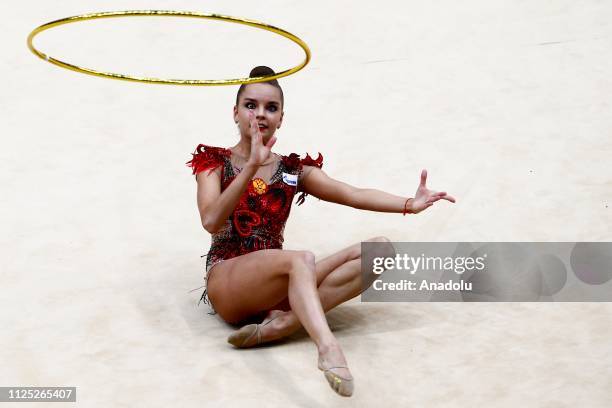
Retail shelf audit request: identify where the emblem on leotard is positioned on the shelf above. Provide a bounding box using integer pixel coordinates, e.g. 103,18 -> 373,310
252,178 -> 268,194
282,172 -> 298,186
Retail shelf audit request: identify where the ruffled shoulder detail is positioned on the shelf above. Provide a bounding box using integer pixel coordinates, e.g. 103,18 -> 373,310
300,152 -> 324,169
295,152 -> 324,206
186,144 -> 231,177
281,152 -> 301,171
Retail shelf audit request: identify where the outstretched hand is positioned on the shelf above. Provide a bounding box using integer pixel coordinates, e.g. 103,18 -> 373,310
247,110 -> 277,166
410,169 -> 456,214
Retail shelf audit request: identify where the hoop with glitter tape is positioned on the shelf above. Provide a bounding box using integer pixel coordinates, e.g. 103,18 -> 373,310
27,10 -> 311,86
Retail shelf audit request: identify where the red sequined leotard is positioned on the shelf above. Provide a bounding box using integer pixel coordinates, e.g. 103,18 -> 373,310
186,144 -> 324,313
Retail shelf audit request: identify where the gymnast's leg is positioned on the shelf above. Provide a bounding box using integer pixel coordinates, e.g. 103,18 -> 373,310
205,247 -> 353,382
248,236 -> 394,343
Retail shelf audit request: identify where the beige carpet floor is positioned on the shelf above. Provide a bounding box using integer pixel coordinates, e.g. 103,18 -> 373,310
2,0 -> 611,406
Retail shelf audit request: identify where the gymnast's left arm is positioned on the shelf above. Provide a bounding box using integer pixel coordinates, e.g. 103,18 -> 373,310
300,167 -> 456,214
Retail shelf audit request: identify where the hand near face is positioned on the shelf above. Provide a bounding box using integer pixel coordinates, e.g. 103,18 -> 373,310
409,169 -> 456,214
247,110 -> 277,166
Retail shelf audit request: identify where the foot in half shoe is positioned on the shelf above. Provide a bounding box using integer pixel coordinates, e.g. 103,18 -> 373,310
227,310 -> 286,348
318,345 -> 354,397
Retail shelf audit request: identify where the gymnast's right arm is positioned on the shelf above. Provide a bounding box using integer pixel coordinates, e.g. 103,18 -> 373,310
196,162 -> 259,234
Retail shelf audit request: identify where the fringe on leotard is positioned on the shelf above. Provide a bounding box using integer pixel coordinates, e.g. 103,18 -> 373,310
296,152 -> 324,206
197,253 -> 217,315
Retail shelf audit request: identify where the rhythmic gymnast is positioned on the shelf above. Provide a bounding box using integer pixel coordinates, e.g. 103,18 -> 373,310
186,66 -> 456,397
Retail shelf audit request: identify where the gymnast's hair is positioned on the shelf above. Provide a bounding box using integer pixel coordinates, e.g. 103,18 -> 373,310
235,66 -> 284,108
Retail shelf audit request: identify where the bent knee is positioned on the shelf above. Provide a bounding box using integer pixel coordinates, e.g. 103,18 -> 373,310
296,250 -> 316,267
357,236 -> 392,259
288,250 -> 316,272
362,236 -> 395,262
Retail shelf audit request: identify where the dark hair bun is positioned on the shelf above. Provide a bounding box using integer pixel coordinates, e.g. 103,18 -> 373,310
249,66 -> 276,77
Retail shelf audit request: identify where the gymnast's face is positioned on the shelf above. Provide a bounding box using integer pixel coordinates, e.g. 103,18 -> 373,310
234,83 -> 284,142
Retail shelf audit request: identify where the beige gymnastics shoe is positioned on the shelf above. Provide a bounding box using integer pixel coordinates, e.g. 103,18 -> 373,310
320,365 -> 354,397
318,356 -> 354,397
227,312 -> 283,348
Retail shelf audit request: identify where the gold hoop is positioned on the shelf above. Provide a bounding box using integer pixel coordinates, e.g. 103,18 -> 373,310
27,10 -> 311,86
